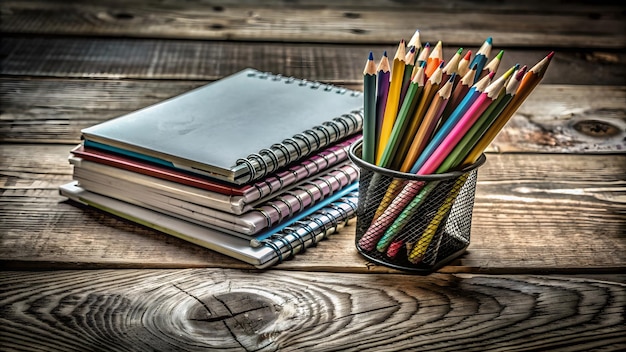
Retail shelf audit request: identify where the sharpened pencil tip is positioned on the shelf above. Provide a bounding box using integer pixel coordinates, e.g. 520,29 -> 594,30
463,50 -> 472,60
496,50 -> 504,59
383,50 -> 388,57
368,52 -> 374,60
516,65 -> 528,80
457,47 -> 464,54
547,51 -> 555,60
486,37 -> 493,44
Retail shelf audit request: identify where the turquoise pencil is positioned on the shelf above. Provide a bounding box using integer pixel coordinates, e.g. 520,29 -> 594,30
470,37 -> 492,83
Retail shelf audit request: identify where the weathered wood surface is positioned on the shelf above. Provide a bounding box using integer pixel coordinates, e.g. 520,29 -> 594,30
2,36 -> 625,85
2,144 -> 624,273
1,0 -> 625,48
1,269 -> 625,351
2,78 -> 624,152
1,0 -> 626,349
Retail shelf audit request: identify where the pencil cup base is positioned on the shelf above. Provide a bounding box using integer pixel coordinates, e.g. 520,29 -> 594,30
348,140 -> 485,273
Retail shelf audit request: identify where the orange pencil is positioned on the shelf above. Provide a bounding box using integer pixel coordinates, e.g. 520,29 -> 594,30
463,51 -> 555,164
425,41 -> 444,78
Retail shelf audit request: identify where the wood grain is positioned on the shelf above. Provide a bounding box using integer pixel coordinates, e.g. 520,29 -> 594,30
1,1 -> 624,48
1,144 -> 624,273
2,78 -> 623,153
2,36 -> 625,85
1,269 -> 625,351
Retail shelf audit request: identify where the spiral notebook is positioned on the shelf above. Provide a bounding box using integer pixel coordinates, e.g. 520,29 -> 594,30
71,162 -> 359,237
69,134 -> 361,213
59,181 -> 358,268
81,68 -> 363,185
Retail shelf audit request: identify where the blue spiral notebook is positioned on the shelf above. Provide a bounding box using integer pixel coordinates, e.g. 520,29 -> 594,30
81,68 -> 363,185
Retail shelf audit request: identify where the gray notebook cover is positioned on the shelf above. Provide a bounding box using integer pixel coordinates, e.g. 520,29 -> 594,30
81,68 -> 363,184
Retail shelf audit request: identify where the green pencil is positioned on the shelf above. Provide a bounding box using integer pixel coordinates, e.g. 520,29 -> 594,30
362,51 -> 378,164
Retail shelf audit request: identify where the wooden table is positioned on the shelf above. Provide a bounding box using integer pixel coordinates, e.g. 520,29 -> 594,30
1,1 -> 625,350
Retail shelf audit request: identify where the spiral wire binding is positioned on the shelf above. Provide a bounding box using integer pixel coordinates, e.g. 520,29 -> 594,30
261,191 -> 359,264
236,70 -> 363,183
250,164 -> 358,228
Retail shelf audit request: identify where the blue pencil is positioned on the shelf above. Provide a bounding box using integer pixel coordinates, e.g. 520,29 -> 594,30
409,71 -> 495,173
470,37 -> 492,83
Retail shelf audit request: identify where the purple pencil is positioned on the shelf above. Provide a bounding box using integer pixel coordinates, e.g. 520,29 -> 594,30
375,51 -> 391,149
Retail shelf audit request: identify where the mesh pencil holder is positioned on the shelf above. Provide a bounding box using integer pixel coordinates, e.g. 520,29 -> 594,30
349,140 -> 486,272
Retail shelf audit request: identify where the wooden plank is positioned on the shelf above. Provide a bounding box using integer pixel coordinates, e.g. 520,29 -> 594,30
1,36 -> 625,85
1,144 -> 625,273
1,269 -> 625,351
1,1 -> 624,48
2,78 -> 623,153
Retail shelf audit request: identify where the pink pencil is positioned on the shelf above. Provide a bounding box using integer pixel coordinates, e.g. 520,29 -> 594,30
418,70 -> 510,173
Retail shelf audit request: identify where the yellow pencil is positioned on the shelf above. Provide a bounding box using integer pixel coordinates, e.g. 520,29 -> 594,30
376,39 -> 407,165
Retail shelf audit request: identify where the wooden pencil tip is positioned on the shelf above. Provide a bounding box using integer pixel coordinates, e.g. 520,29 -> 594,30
547,51 -> 555,60
368,51 -> 374,60
383,50 -> 388,57
486,37 -> 493,44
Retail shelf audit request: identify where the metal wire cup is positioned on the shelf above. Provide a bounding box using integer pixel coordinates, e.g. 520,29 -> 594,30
349,140 -> 486,272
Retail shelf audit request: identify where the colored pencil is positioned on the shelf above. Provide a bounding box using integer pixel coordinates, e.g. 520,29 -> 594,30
409,71 -> 493,174
391,62 -> 443,170
399,46 -> 418,109
375,70 -> 509,251
415,42 -> 431,69
407,173 -> 469,263
375,51 -> 391,149
438,63 -> 478,128
378,63 -> 426,168
425,41 -> 444,78
399,73 -> 455,172
376,181 -> 438,253
478,49 -> 504,81
441,47 -> 463,85
376,40 -> 406,164
362,52 -> 378,164
439,64 -> 524,172
407,29 -> 421,49
463,51 -> 555,165
470,37 -> 493,83
418,69 -> 511,174
457,50 -> 472,79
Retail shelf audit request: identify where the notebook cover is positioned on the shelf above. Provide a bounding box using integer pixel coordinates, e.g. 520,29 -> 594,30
81,68 -> 363,184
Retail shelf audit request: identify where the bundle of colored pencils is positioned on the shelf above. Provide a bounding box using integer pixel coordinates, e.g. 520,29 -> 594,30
360,29 -> 554,264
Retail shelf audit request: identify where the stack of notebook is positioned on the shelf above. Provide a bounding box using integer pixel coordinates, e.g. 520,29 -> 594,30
59,68 -> 364,268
